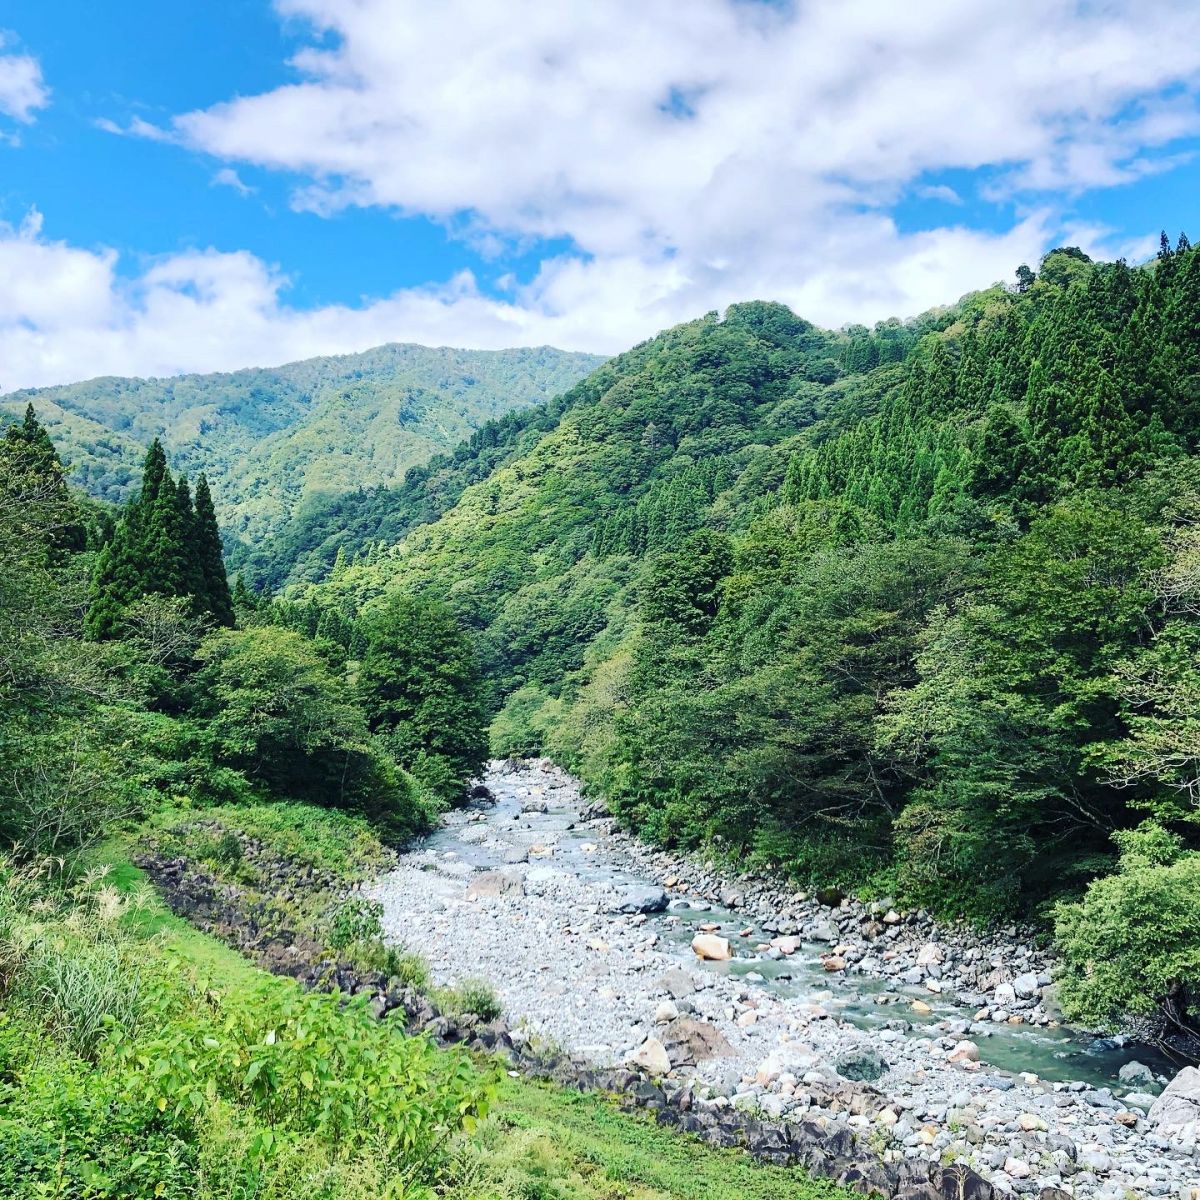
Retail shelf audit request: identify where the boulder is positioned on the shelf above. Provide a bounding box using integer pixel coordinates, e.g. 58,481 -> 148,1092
1012,971 -> 1041,1000
770,935 -> 800,955
809,918 -> 838,943
993,982 -> 1017,1007
654,999 -> 679,1023
656,966 -> 696,998
661,1016 -> 734,1066
1149,1065 -> 1200,1140
607,884 -> 669,915
948,1040 -> 980,1064
1117,1059 -> 1156,1089
691,933 -> 732,961
627,1037 -> 671,1076
916,942 -> 944,966
836,1047 -> 887,1083
465,870 -> 524,900
823,955 -> 846,972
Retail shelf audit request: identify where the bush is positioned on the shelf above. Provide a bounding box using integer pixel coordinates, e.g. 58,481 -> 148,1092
1054,823 -> 1200,1034
435,978 -> 503,1022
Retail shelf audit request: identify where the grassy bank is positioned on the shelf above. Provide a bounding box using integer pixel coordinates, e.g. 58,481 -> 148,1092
0,809 -> 853,1200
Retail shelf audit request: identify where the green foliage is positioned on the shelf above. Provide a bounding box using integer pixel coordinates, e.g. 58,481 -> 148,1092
358,594 -> 488,805
1054,824 -> 1200,1033
433,978 -> 503,1023
0,861 -> 495,1200
2,344 -> 604,587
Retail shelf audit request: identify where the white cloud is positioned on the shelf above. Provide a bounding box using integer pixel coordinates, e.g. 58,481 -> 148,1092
0,207 -> 1056,391
0,34 -> 48,124
211,166 -> 255,196
13,2 -> 1200,386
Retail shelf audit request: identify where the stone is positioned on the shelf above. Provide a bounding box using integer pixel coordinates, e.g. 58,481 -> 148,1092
654,1000 -> 679,1023
1118,1060 -> 1157,1088
836,1047 -> 887,1083
627,1037 -> 671,1076
1018,1113 -> 1048,1132
1149,1066 -> 1200,1141
994,982 -> 1017,1007
607,884 -> 669,914
656,967 -> 695,998
691,933 -> 732,961
911,999 -> 932,1015
809,918 -> 838,943
948,1040 -> 980,1064
1004,1156 -> 1032,1179
916,942 -> 944,966
769,935 -> 800,955
1012,971 -> 1041,999
661,1017 -> 734,1066
465,870 -> 525,900
823,955 -> 847,972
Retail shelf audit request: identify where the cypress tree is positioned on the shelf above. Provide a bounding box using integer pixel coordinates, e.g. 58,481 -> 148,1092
193,474 -> 234,626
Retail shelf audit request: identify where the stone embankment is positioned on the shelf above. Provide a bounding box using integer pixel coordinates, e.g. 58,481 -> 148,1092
366,759 -> 1200,1200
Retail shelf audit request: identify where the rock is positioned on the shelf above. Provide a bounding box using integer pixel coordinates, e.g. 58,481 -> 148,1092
465,870 -> 525,900
654,1000 -> 679,1023
1018,1112 -> 1048,1132
994,982 -> 1017,1007
469,783 -> 495,801
606,884 -> 669,914
809,918 -> 838,943
911,999 -> 932,1015
719,887 -> 746,908
823,955 -> 846,972
521,797 -> 549,814
1118,1060 -> 1157,1089
627,1037 -> 671,1076
1013,971 -> 1041,999
916,942 -> 944,966
1149,1066 -> 1200,1141
691,933 -> 732,961
1004,1156 -> 1032,1179
948,1040 -> 980,1064
656,967 -> 695,998
836,1047 -> 887,1083
661,1017 -> 733,1066
502,846 -> 529,865
1123,1091 -> 1157,1112
769,935 -> 800,955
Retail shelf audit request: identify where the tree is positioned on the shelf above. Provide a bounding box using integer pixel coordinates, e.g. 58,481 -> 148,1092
357,595 -> 487,804
1055,824 -> 1200,1047
193,474 -> 234,625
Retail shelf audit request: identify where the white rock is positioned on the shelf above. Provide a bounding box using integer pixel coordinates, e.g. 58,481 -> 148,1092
627,1037 -> 671,1075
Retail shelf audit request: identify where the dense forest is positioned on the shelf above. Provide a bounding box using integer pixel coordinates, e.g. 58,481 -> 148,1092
1,342 -> 602,568
283,241 -> 1200,1032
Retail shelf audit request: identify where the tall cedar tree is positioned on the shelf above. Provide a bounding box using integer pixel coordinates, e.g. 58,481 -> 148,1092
85,440 -> 233,638
2,405 -> 86,559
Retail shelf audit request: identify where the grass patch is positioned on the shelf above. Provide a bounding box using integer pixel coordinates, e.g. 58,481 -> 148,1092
460,1075 -> 853,1200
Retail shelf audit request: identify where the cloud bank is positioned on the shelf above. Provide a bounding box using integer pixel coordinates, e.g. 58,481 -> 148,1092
5,1 -> 1200,387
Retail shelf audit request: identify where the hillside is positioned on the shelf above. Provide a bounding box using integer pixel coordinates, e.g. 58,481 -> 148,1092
0,343 -> 604,554
296,240 -> 1200,937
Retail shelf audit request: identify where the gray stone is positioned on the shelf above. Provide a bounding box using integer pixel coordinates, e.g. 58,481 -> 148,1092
1118,1060 -> 1157,1088
606,884 -> 669,914
835,1046 -> 887,1083
1149,1066 -> 1200,1141
465,869 -> 525,900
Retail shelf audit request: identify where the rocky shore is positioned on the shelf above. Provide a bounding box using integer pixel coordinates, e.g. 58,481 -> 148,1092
367,759 -> 1200,1200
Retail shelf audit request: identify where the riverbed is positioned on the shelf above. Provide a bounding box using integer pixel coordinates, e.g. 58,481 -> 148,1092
369,759 -> 1196,1198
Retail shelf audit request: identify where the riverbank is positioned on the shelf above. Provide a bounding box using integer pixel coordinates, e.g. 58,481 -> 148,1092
368,759 -> 1199,1200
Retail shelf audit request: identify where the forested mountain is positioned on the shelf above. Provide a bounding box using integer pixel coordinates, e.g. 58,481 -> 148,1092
0,343 -> 603,561
294,239 -> 1200,951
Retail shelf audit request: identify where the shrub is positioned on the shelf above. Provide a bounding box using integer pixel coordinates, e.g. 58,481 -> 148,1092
1054,822 -> 1200,1034
435,978 -> 503,1022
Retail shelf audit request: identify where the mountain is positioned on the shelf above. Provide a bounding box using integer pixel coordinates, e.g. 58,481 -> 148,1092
0,343 -> 605,555
293,240 -> 1200,922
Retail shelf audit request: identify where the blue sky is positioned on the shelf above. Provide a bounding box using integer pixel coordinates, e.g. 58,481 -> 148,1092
3,0 -> 1200,388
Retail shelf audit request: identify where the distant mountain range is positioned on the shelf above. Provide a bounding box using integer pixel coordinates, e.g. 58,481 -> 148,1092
0,343 -> 605,550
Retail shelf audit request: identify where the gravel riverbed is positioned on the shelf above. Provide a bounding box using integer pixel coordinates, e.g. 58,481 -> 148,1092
369,759 -> 1200,1200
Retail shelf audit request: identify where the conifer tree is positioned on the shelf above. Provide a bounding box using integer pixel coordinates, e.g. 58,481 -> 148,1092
193,474 -> 234,626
